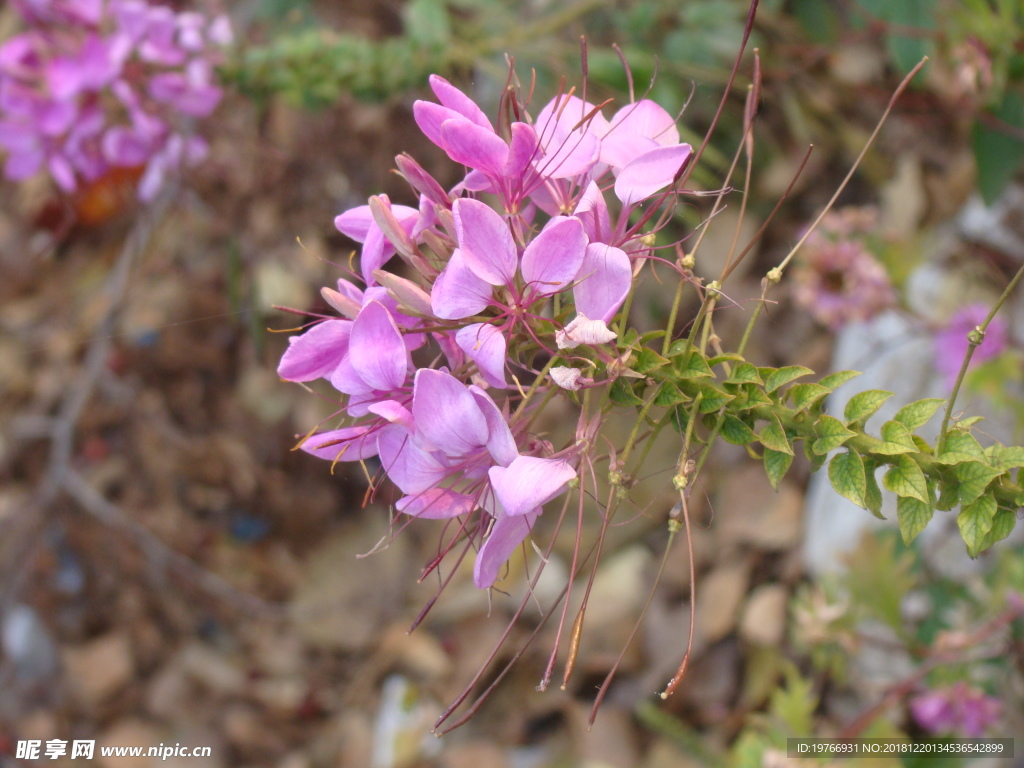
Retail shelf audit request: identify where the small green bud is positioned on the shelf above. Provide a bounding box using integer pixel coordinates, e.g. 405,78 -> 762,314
672,474 -> 688,491
706,280 -> 722,300
968,327 -> 985,346
567,476 -> 580,489
766,267 -> 783,284
640,232 -> 657,247
609,470 -> 624,486
680,253 -> 696,270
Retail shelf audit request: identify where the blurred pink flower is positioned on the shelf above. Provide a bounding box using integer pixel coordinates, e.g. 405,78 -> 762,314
933,303 -> 1009,388
910,682 -> 1001,737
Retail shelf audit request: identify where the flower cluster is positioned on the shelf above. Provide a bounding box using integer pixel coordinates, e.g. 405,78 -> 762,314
791,206 -> 896,330
932,302 -> 1009,388
909,682 -> 1002,737
279,74 -> 692,588
0,0 -> 231,200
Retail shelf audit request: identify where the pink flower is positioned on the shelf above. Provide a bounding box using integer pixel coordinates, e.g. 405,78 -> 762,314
910,682 -> 1001,737
933,303 -> 1009,388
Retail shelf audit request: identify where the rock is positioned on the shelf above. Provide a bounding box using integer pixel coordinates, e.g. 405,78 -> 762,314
96,719 -> 164,768
717,466 -> 803,553
739,585 -> 789,646
63,632 -> 134,708
694,561 -> 750,644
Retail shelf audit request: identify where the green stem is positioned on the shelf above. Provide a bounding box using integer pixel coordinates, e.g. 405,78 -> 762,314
937,264 -> 1024,453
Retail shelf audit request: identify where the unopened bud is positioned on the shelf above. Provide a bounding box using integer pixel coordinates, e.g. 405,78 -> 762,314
640,232 -> 657,247
968,327 -> 985,346
766,267 -> 783,284
679,253 -> 696,270
706,280 -> 722,300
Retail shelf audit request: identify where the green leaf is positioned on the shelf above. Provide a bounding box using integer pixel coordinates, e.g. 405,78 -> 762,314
725,362 -> 764,386
720,414 -> 757,446
935,430 -> 987,465
697,382 -> 734,413
893,398 -> 945,431
676,350 -> 713,379
954,461 -> 1004,506
829,450 -> 867,508
403,0 -> 452,46
883,455 -> 929,503
789,383 -> 831,413
981,508 -> 1016,550
844,390 -> 894,425
609,377 -> 644,406
958,495 -> 997,557
764,365 -> 814,394
973,90 -> 1024,205
759,414 -> 794,455
863,463 -> 884,518
817,370 -> 861,391
897,496 -> 933,545
984,444 -> 1024,470
653,381 -> 688,407
764,448 -> 794,491
704,352 -> 744,368
634,347 -> 670,375
873,421 -> 917,455
936,475 -> 960,511
811,414 -> 856,455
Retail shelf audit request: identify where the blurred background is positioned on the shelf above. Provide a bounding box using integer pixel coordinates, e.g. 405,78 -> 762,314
1,0 -> 1023,766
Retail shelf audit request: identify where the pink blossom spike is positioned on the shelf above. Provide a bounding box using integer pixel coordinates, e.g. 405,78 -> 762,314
488,456 -> 576,517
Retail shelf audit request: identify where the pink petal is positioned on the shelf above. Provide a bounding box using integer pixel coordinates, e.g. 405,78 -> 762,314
440,118 -> 509,180
574,243 -> 632,323
300,426 -> 377,461
428,74 -> 492,131
412,369 -> 489,455
453,198 -> 517,286
349,301 -> 409,392
573,181 -> 611,243
413,100 -> 462,148
488,456 -> 575,517
396,488 -> 477,519
520,215 -> 587,298
473,509 -> 540,588
367,399 -> 414,429
505,121 -> 539,180
377,425 -> 448,494
468,386 -> 518,468
431,249 -> 493,320
277,319 -> 352,382
456,323 -> 507,388
608,100 -> 679,146
614,144 -> 692,206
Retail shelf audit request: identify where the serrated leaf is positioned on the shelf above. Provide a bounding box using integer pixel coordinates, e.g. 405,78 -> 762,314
897,496 -> 933,545
789,383 -> 830,412
676,350 -> 713,379
764,448 -> 794,491
873,421 -> 917,455
764,365 -> 814,394
955,415 -> 985,428
936,476 -> 959,511
734,386 -> 774,410
935,431 -> 987,465
893,398 -> 945,431
803,438 -> 827,472
634,347 -> 670,375
883,455 -> 929,503
811,414 -> 856,455
958,495 -> 997,557
844,390 -> 894,425
817,370 -> 861,391
759,414 -> 794,455
984,444 -> 1024,470
912,435 -> 932,453
954,461 -> 1004,506
829,450 -> 866,508
609,377 -> 644,406
720,414 -> 757,446
697,382 -> 734,413
725,362 -> 764,386
981,508 -> 1016,550
653,381 -> 688,406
